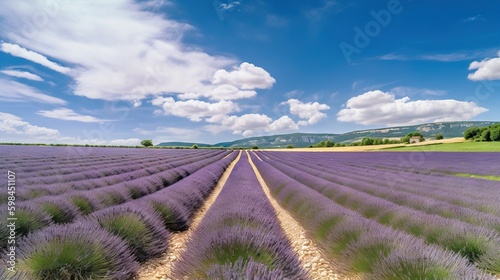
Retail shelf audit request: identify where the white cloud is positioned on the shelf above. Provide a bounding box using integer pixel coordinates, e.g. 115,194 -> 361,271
219,1 -> 240,11
152,97 -> 239,121
206,114 -> 298,137
0,78 -> 66,104
0,113 -> 60,140
212,62 -> 276,90
0,1 -> 235,102
0,112 -> 22,121
0,43 -> 71,74
379,50 -> 497,62
1,69 -> 44,81
468,51 -> 500,81
269,116 -> 299,131
391,87 -> 447,96
337,90 -> 488,126
210,84 -> 257,100
37,108 -> 108,123
109,138 -> 141,146
284,99 -> 330,125
464,15 -> 481,23
0,112 -> 145,145
134,126 -> 201,142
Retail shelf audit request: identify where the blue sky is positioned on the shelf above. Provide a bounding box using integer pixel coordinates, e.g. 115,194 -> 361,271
1,0 -> 500,145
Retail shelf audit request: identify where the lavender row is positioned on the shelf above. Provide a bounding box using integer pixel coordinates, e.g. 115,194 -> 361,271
261,152 -> 500,273
173,152 -> 307,279
0,146 -> 149,170
20,150 -> 224,192
0,145 -> 215,174
0,151 -> 233,249
2,151 -> 237,279
265,151 -> 500,216
12,149 -> 218,184
263,152 -> 500,231
249,153 -> 495,279
0,150 -> 229,203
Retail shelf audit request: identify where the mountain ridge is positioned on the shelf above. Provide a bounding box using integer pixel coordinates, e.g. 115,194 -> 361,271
157,121 -> 498,148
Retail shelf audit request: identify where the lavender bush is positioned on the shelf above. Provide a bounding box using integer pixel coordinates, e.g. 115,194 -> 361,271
16,221 -> 138,280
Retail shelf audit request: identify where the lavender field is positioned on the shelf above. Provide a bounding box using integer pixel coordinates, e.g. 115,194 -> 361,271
1,145 -> 499,279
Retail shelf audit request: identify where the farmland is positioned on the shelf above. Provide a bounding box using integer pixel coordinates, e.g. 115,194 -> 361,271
1,146 -> 499,279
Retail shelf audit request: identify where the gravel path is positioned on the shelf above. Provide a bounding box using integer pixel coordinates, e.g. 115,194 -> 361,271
134,151 -> 242,280
136,150 -> 345,279
247,151 -> 343,280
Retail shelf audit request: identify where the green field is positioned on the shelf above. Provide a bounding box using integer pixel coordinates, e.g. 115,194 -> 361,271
383,141 -> 500,152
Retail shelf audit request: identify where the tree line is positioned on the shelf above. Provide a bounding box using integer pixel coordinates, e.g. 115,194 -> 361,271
464,124 -> 500,141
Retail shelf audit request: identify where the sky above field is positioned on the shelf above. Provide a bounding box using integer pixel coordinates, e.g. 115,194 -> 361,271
1,0 -> 500,145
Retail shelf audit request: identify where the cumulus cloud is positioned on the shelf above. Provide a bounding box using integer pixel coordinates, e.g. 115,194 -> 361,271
212,62 -> 276,90
1,69 -> 44,81
109,138 -> 141,146
0,78 -> 66,104
337,90 -> 488,126
284,99 -> 330,125
0,112 -> 60,140
0,43 -> 71,74
206,114 -> 298,137
209,84 -> 257,100
37,108 -> 108,123
0,1 -> 235,102
177,84 -> 257,101
152,97 -> 239,121
468,51 -> 500,81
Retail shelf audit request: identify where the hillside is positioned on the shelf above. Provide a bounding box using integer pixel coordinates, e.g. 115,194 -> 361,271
157,121 -> 498,148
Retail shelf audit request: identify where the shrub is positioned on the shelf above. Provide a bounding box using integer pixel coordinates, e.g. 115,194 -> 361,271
66,194 -> 100,215
88,206 -> 169,262
17,222 -> 138,280
435,134 -> 444,140
96,189 -> 129,207
0,204 -> 53,248
149,200 -> 190,231
37,198 -> 80,224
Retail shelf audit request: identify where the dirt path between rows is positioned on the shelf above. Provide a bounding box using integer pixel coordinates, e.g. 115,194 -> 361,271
135,151 -> 242,280
246,151 -> 343,280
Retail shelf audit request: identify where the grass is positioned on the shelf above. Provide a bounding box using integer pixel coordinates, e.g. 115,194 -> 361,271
383,141 -> 500,152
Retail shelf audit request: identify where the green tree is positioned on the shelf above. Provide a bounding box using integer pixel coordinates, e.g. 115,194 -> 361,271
490,126 -> 500,141
192,144 -> 198,149
286,145 -> 294,149
480,129 -> 491,141
435,134 -> 444,140
325,139 -> 335,147
251,145 -> 259,149
141,140 -> 153,147
464,127 -> 481,140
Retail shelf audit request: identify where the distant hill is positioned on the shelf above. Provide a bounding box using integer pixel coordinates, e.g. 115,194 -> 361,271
157,121 -> 498,148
